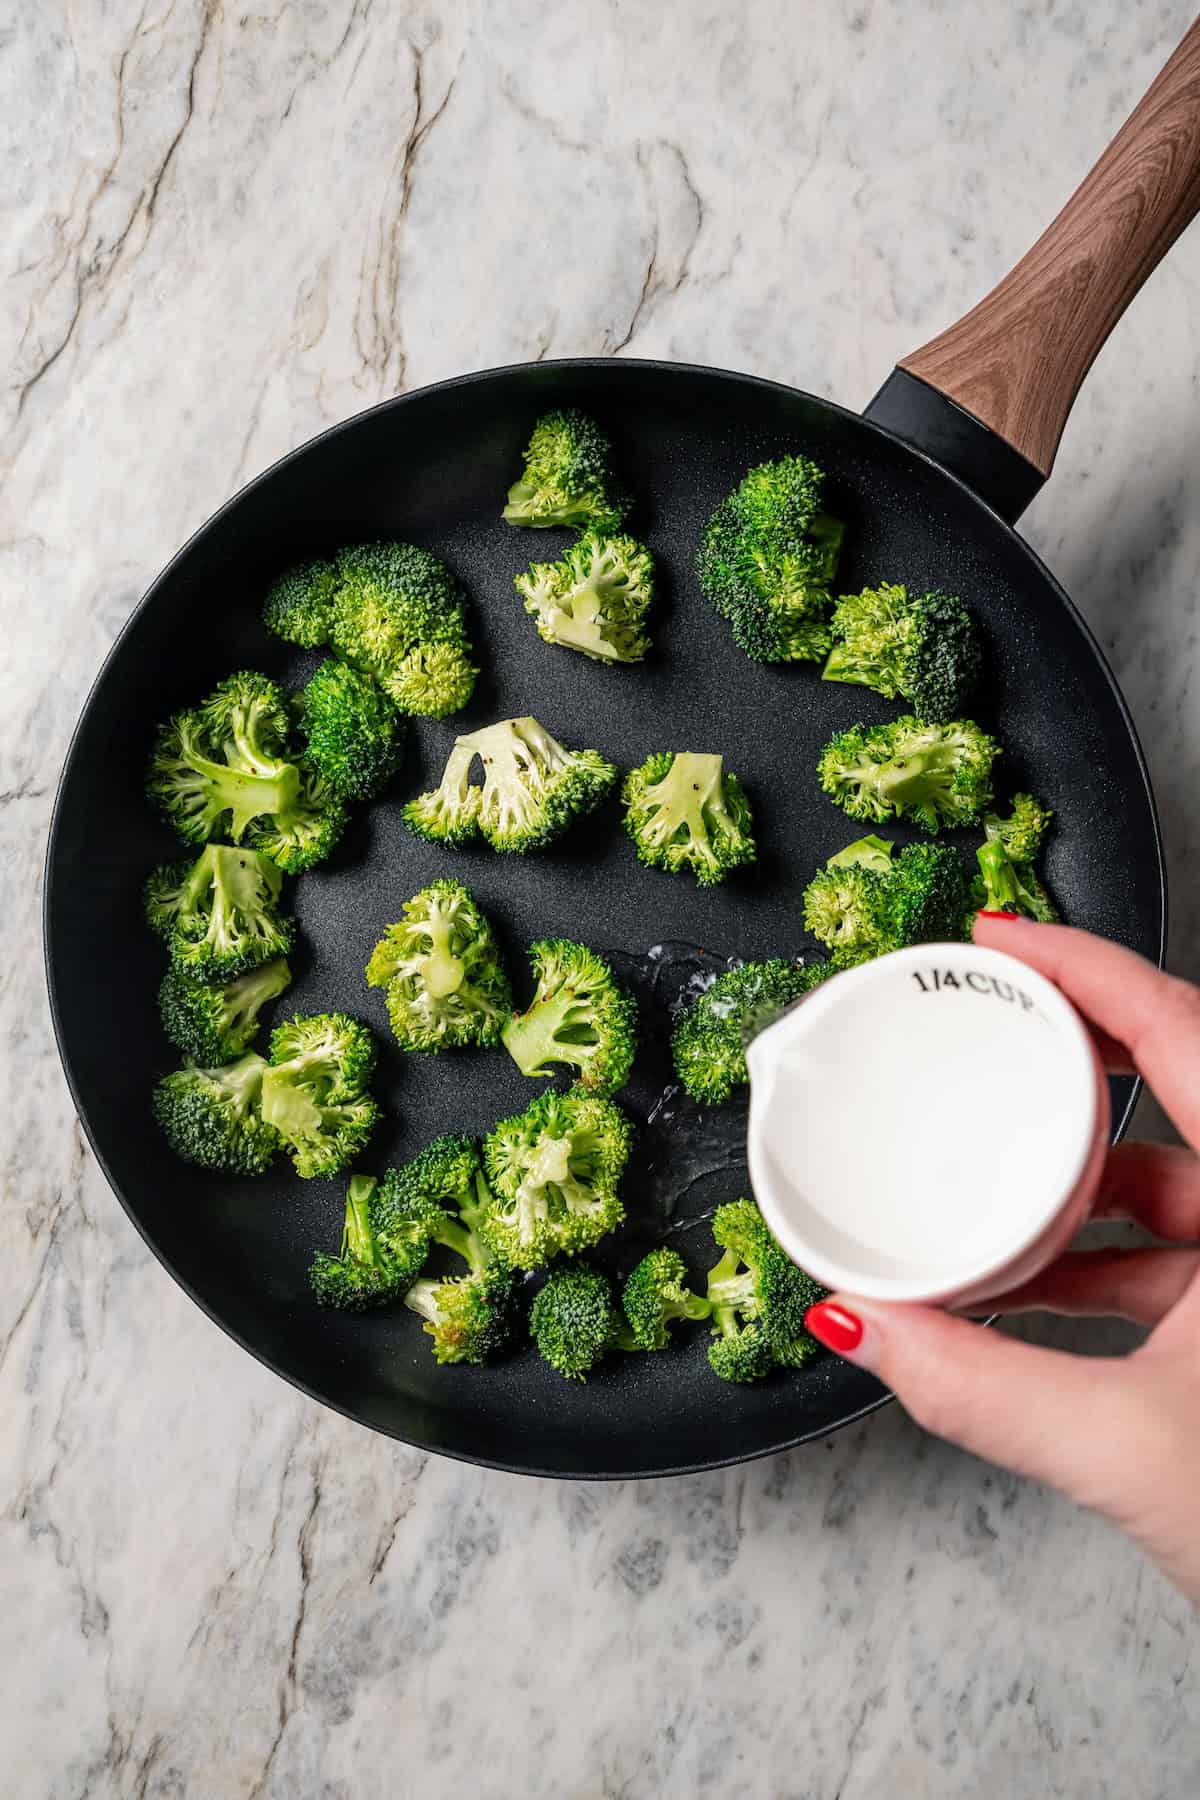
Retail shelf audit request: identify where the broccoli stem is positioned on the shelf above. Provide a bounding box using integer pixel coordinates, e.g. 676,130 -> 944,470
706,1249 -> 757,1336
821,642 -> 883,687
403,1279 -> 443,1327
430,1217 -> 485,1276
343,1175 -> 382,1265
877,745 -> 956,810
422,909 -> 467,999
188,746 -> 299,838
502,988 -> 597,1077
666,1291 -> 713,1324
639,754 -> 733,865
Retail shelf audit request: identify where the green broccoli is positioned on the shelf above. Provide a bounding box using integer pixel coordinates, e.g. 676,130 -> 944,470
309,1174 -> 414,1310
262,542 -> 477,720
353,1135 -> 487,1300
622,751 -> 755,886
404,1265 -> 522,1366
260,1013 -> 380,1179
148,672 -> 296,846
262,558 -> 340,647
145,845 -> 295,982
804,836 -> 970,968
818,714 -> 998,832
972,793 -> 1058,922
380,1136 -> 522,1363
822,583 -> 982,720
529,1263 -> 635,1380
148,671 -> 346,871
622,1247 -> 711,1350
296,658 -> 403,801
365,880 -> 512,1052
329,541 -> 477,719
403,716 -> 618,854
502,409 -> 629,531
672,959 -> 829,1105
153,1052 -> 279,1175
515,530 -> 655,663
705,1198 -> 825,1383
502,939 -> 636,1095
482,1088 -> 632,1269
696,454 -> 844,663
158,957 -> 291,1065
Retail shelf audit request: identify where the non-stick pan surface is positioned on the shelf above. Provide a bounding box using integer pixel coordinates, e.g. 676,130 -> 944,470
45,359 -> 1163,1477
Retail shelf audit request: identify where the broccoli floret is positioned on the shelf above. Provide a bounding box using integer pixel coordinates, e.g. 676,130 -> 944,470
403,716 -> 617,854
887,840 -> 973,946
376,1137 -> 521,1363
328,541 -> 477,719
482,1088 -> 632,1269
405,1264 -> 522,1366
148,672 -> 346,870
502,939 -> 636,1095
378,1132 -> 487,1258
672,959 -> 829,1105
262,558 -> 341,647
347,1134 -> 486,1305
818,714 -> 998,833
622,751 -> 755,886
973,794 -> 1059,922
502,409 -> 629,531
985,791 -> 1054,865
515,530 -> 655,663
296,658 -> 403,801
260,1012 -> 380,1179
145,845 -> 295,982
158,957 -> 291,1064
823,584 -> 982,721
696,455 -> 844,663
309,1174 -> 414,1310
804,836 -> 970,968
263,543 -> 477,720
803,838 -> 896,966
705,1198 -> 825,1383
153,1051 -> 279,1175
529,1263 -> 634,1380
366,880 -> 512,1052
148,672 -> 298,846
622,1247 -> 711,1350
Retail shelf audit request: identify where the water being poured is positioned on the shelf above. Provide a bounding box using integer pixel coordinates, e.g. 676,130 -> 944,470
603,941 -> 758,1252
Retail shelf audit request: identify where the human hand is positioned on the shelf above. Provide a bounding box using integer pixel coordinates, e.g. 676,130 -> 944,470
804,915 -> 1200,1603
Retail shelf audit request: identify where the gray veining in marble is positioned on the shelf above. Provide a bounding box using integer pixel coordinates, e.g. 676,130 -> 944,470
4,2 -> 1200,1795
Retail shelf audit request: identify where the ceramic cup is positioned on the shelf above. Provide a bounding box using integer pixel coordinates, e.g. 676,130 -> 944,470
745,941 -> 1110,1308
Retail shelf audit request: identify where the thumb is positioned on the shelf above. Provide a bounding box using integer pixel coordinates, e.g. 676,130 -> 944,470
806,1296 -> 1143,1508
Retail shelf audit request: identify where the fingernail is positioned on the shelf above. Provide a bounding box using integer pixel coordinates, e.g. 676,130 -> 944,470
806,1301 -> 864,1356
977,909 -> 1019,919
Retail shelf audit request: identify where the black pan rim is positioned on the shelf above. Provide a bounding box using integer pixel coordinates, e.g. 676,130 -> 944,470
42,354 -> 1166,1479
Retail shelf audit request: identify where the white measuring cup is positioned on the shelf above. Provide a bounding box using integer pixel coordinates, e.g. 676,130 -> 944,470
746,942 -> 1110,1309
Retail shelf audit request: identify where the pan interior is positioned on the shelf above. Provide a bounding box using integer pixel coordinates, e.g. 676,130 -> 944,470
45,362 -> 1159,1477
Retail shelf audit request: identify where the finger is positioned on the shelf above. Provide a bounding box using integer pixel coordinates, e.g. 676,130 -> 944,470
1094,1141 -> 1200,1241
978,1247 -> 1200,1327
805,1295 -> 1145,1507
972,917 -> 1200,1146
1088,1026 -> 1134,1076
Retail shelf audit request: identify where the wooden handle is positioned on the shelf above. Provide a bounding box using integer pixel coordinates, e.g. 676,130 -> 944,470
901,18 -> 1200,476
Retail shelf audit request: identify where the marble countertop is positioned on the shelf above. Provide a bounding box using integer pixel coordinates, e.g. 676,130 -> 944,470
5,2 -> 1200,1794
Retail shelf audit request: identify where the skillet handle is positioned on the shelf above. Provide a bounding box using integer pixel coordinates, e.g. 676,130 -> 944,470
866,18 -> 1200,522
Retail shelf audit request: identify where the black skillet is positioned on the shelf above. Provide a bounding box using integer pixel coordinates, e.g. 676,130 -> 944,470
46,27 -> 1200,1476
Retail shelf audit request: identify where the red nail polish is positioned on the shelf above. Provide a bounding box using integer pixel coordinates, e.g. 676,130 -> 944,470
805,1302 -> 863,1355
977,909 -> 1019,919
